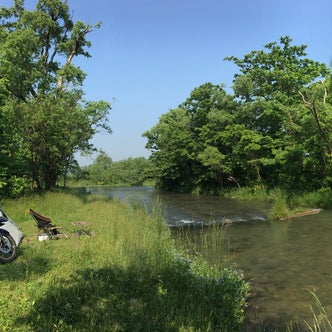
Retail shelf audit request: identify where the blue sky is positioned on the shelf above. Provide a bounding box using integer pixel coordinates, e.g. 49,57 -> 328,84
3,0 -> 332,165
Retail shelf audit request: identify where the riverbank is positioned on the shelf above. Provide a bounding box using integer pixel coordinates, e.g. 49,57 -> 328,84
225,186 -> 332,220
0,191 -> 248,331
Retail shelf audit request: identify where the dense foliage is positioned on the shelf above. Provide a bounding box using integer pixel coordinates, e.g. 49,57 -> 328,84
0,0 -> 111,196
143,37 -> 331,193
75,151 -> 150,186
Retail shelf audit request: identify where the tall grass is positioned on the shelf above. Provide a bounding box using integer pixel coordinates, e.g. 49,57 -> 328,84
0,191 -> 248,331
226,185 -> 332,213
304,290 -> 332,332
173,223 -> 230,268
291,188 -> 332,210
268,187 -> 290,220
225,184 -> 270,201
225,185 -> 291,220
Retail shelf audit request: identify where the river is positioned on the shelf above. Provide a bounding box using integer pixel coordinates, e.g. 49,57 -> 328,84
86,186 -> 332,331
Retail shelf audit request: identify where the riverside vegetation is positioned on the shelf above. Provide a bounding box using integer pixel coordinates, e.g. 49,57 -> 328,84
224,185 -> 332,220
0,191 -> 248,332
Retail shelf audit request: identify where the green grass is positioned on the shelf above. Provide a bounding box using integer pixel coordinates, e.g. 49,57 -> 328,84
291,188 -> 332,210
225,185 -> 332,220
304,289 -> 332,332
225,184 -> 270,201
267,187 -> 290,220
0,191 -> 248,331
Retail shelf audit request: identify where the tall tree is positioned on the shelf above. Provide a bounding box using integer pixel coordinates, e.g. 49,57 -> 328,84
145,38 -> 331,193
0,0 -> 111,190
143,107 -> 196,192
144,84 -> 238,192
226,36 -> 330,189
226,36 -> 328,138
89,150 -> 113,185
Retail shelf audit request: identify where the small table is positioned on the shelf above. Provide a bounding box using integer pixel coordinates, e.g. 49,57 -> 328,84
71,222 -> 91,236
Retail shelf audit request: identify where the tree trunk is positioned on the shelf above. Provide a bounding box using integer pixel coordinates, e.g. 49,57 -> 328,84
44,168 -> 58,190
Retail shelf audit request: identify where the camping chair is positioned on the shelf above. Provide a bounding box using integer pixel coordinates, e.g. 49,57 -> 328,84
29,209 -> 68,239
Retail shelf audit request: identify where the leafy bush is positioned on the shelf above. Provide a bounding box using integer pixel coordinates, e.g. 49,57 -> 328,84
0,175 -> 30,199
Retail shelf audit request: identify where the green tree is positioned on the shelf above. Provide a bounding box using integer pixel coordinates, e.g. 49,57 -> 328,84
143,107 -> 196,192
226,36 -> 330,189
145,37 -> 331,193
87,154 -> 150,186
187,85 -> 238,191
226,36 -> 328,139
109,157 -> 150,186
144,84 -> 238,193
197,146 -> 228,188
0,66 -> 29,197
0,0 -> 111,191
226,36 -> 328,101
297,79 -> 332,187
89,150 -> 113,185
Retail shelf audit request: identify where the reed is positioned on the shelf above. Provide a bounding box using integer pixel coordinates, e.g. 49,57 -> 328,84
304,289 -> 332,332
0,191 -> 248,331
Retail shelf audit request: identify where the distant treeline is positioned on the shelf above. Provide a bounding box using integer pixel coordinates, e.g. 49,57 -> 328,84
74,153 -> 151,187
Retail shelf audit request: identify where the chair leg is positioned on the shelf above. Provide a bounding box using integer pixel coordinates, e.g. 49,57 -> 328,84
59,232 -> 68,239
37,228 -> 68,240
52,232 -> 68,239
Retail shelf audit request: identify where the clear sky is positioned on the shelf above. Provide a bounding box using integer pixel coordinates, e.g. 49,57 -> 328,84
3,0 -> 332,165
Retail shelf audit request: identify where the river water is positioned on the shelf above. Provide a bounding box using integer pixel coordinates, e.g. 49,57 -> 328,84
87,186 -> 332,331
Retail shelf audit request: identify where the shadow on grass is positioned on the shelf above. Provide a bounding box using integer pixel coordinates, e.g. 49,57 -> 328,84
0,251 -> 50,281
16,261 -> 247,332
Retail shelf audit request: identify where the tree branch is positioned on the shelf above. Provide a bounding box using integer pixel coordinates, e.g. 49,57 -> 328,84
300,90 -> 332,155
57,26 -> 91,90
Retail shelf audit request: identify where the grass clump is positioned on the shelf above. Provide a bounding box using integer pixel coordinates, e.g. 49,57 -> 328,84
1,191 -> 248,331
268,187 -> 290,220
304,290 -> 332,332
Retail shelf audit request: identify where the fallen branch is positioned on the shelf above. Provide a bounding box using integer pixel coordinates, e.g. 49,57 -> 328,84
280,208 -> 321,221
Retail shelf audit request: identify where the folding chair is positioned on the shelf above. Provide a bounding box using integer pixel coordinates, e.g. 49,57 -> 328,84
29,209 -> 68,239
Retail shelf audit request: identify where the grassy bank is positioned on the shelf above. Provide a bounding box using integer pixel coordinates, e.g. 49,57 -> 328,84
225,185 -> 332,220
0,191 -> 248,332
